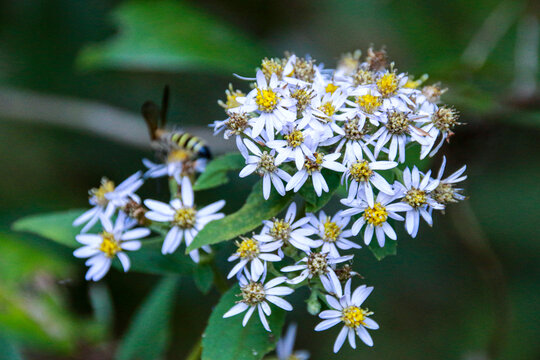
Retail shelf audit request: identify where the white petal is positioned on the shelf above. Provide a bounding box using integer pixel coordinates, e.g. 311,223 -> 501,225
223,302 -> 249,318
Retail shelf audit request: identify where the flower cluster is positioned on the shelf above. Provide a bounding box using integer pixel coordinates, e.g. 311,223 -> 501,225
216,48 -> 467,352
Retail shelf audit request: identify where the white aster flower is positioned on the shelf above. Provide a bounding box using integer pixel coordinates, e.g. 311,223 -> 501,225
286,152 -> 346,196
267,126 -> 317,171
342,159 -> 396,201
417,106 -> 461,158
276,323 -> 310,360
237,70 -> 296,140
257,202 -> 319,253
341,190 -> 408,247
394,166 -> 443,238
227,235 -> 282,281
143,177 -> 225,261
281,251 -> 352,293
315,279 -> 379,352
306,210 -> 360,258
73,212 -> 149,281
239,139 -> 291,199
223,269 -> 294,332
430,156 -> 467,206
211,111 -> 252,158
73,172 -> 144,233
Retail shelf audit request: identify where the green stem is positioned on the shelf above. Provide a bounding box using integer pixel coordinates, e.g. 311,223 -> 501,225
185,338 -> 202,360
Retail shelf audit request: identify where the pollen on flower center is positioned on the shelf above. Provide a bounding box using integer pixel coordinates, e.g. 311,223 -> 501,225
269,219 -> 292,242
261,57 -> 284,80
432,106 -> 460,132
342,306 -> 369,328
343,117 -> 367,141
236,237 -> 260,259
325,83 -> 338,94
431,183 -> 456,204
303,152 -> 324,174
90,178 -> 115,207
377,72 -> 398,97
256,151 -> 277,174
386,111 -> 410,134
99,231 -> 121,258
225,112 -> 249,135
356,93 -> 382,114
323,219 -> 342,243
349,160 -> 373,182
307,252 -> 328,276
241,282 -> 266,305
363,202 -> 388,226
284,130 -> 304,148
174,207 -> 197,228
404,188 -> 427,208
256,88 -> 278,112
319,102 -> 336,117
219,84 -> 244,110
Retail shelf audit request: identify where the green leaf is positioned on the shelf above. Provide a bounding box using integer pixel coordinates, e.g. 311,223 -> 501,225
187,180 -> 292,252
12,210 -> 195,276
115,277 -> 179,360
193,264 -> 214,294
194,153 -> 245,191
77,0 -> 267,74
368,240 -> 397,261
202,285 -> 285,360
299,170 -> 342,213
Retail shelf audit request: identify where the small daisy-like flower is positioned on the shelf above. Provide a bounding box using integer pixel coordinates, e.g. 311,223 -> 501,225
227,235 -> 282,281
276,323 -> 310,360
315,279 -> 379,352
286,152 -> 347,196
342,159 -> 397,201
73,172 -> 144,233
143,177 -> 225,261
418,106 -> 462,158
307,210 -> 360,258
237,70 -> 296,140
267,126 -> 317,171
211,111 -> 251,158
394,166 -> 443,238
371,110 -> 429,163
430,156 -> 467,206
341,190 -> 409,247
73,212 -> 149,281
320,116 -> 374,165
223,269 -> 294,332
239,139 -> 291,199
281,251 -> 352,293
258,202 -> 318,252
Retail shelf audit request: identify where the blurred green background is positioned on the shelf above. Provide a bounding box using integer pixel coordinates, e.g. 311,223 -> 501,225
1,0 -> 539,359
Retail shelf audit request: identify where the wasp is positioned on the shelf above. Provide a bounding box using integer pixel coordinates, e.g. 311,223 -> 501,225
141,86 -> 212,164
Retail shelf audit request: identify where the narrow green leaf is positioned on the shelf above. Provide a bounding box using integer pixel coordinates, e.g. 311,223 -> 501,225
202,285 -> 285,360
299,170 -> 342,213
13,210 -> 195,276
77,0 -> 267,74
193,264 -> 214,294
115,277 -> 179,360
194,153 -> 245,191
187,180 -> 292,252
368,240 -> 397,261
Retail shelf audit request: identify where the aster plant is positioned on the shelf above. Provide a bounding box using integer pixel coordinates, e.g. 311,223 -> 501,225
13,48 -> 468,358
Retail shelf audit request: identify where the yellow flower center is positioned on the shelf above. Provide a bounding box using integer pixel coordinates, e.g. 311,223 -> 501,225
90,178 -> 115,207
304,152 -> 324,174
323,219 -> 341,243
307,252 -> 328,276
284,130 -> 304,148
269,219 -> 291,242
219,84 -> 244,110
241,282 -> 266,305
325,83 -> 338,94
261,57 -> 283,80
236,237 -> 260,259
356,93 -> 382,114
99,231 -> 122,258
319,102 -> 336,117
404,188 -> 427,208
363,202 -> 388,226
173,207 -> 197,228
386,111 -> 410,135
342,306 -> 369,328
377,72 -> 398,97
256,88 -> 278,112
349,160 -> 373,182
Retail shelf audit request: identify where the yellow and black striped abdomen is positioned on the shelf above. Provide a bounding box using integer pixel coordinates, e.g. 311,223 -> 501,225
169,132 -> 212,159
